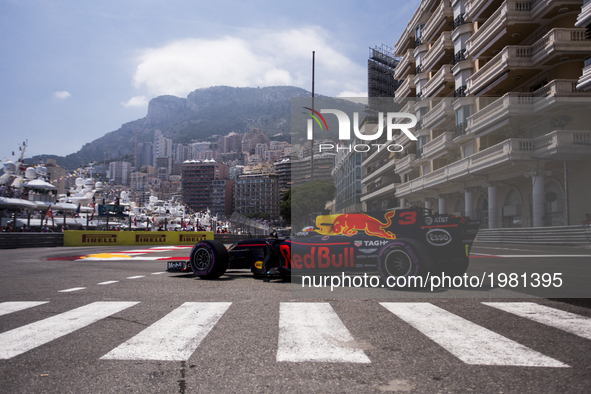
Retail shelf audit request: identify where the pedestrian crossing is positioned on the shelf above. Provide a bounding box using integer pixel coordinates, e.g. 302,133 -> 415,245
0,300 -> 589,367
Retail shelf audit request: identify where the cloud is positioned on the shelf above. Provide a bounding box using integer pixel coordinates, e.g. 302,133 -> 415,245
53,91 -> 71,99
121,95 -> 149,108
126,27 -> 366,100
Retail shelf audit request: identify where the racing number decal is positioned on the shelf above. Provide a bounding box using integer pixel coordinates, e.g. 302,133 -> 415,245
398,211 -> 417,225
280,244 -> 291,268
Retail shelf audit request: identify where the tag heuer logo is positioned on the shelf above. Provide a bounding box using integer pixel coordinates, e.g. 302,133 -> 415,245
354,240 -> 363,247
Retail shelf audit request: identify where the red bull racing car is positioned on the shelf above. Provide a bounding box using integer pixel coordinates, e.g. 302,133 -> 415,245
167,207 -> 479,282
168,208 -> 479,280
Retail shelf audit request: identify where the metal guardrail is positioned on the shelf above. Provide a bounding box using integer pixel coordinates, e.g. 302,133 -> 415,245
0,233 -> 64,249
475,225 -> 591,245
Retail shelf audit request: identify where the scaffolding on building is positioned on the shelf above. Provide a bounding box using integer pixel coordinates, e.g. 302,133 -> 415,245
368,44 -> 400,98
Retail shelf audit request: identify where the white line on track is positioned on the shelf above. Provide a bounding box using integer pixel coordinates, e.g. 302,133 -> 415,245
97,281 -> 119,285
483,302 -> 591,340
0,301 -> 48,317
58,287 -> 86,293
126,276 -> 145,279
276,302 -> 371,363
151,272 -> 166,275
380,302 -> 568,367
0,301 -> 139,359
101,302 -> 231,361
470,254 -> 591,258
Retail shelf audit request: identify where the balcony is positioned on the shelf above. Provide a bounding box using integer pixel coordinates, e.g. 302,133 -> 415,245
394,74 -> 416,103
421,31 -> 454,74
394,49 -> 416,79
576,61 -> 591,91
576,0 -> 591,28
466,0 -> 537,59
466,29 -> 591,95
422,98 -> 454,130
453,13 -> 467,30
395,138 -> 535,197
422,0 -> 453,44
360,182 -> 397,203
468,79 -> 589,136
422,131 -> 455,159
421,64 -> 455,98
533,130 -> 591,160
363,158 -> 396,183
394,154 -> 418,175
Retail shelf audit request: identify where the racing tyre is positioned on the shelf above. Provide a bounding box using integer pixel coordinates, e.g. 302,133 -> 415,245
377,241 -> 421,282
189,240 -> 228,279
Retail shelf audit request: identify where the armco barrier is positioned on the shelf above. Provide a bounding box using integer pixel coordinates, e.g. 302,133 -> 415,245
213,233 -> 262,244
63,231 -> 213,247
475,225 -> 591,245
0,233 -> 64,249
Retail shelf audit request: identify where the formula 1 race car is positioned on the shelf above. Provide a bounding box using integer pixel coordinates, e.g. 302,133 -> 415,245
166,207 -> 479,281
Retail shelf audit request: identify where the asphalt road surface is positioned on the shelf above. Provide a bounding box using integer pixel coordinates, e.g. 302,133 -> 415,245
1,242 -> 590,393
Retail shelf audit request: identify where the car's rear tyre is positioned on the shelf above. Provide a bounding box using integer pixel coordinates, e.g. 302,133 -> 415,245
190,240 -> 228,279
377,241 -> 421,282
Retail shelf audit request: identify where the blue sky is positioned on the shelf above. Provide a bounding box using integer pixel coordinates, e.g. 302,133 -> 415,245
0,0 -> 418,160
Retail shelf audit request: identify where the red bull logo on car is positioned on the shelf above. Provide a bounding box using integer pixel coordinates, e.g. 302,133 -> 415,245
315,211 -> 397,239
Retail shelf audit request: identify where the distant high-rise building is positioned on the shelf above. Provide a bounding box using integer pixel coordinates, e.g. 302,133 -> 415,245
234,174 -> 280,219
182,161 -> 231,215
109,161 -> 132,186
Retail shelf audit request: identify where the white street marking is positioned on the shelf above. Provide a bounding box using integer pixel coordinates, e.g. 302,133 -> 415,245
380,302 -> 568,367
277,302 -> 371,363
151,272 -> 166,275
97,281 -> 119,285
484,302 -> 591,340
0,301 -> 138,359
58,287 -> 86,293
0,302 -> 48,317
126,276 -> 145,279
101,302 -> 232,361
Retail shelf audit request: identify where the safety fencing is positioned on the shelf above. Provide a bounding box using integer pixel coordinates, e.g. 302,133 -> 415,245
475,225 -> 591,245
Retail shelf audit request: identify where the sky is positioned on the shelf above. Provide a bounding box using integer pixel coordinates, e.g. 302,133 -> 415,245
0,0 -> 419,161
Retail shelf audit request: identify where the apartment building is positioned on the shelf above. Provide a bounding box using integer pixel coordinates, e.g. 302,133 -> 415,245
385,0 -> 591,228
233,173 -> 280,219
181,160 -> 231,215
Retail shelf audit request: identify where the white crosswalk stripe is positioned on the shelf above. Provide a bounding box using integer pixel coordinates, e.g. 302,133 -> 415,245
0,301 -> 139,360
483,302 -> 591,340
276,302 -> 371,363
380,302 -> 568,367
0,301 -> 588,366
101,302 -> 232,361
0,301 -> 48,317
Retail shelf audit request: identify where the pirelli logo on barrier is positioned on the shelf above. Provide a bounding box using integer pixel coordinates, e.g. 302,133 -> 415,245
63,231 -> 214,247
135,234 -> 166,243
81,234 -> 117,243
179,234 -> 206,243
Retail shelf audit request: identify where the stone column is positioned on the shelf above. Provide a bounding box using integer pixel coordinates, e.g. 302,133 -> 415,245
487,184 -> 498,229
464,188 -> 474,219
532,171 -> 545,228
438,196 -> 447,214
424,199 -> 433,211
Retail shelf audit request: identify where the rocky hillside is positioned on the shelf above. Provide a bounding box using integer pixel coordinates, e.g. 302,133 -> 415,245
34,86 -> 312,169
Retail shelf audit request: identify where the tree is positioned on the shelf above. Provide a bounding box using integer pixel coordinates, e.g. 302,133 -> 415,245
290,179 -> 336,230
280,188 -> 291,224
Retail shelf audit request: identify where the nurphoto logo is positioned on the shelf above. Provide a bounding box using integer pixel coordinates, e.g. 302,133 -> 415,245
303,107 -> 418,153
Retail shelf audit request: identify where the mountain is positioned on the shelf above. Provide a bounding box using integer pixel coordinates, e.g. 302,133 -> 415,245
31,86 -> 313,169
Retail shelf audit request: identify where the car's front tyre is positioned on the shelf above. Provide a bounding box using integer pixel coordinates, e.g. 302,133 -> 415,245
189,240 -> 228,279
